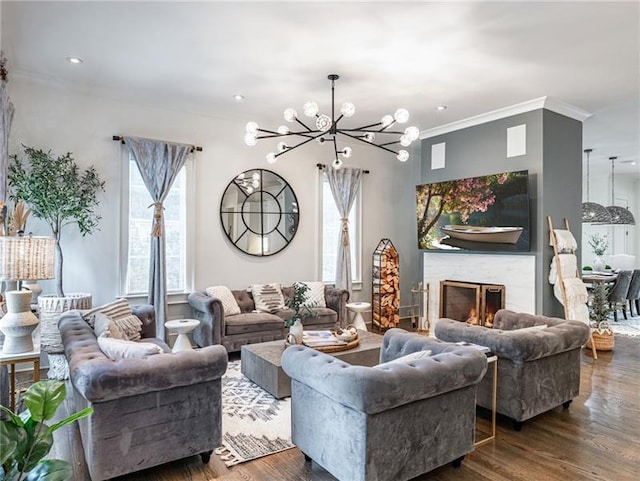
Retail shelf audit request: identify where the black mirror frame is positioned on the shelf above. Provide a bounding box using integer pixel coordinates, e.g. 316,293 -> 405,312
219,169 -> 299,257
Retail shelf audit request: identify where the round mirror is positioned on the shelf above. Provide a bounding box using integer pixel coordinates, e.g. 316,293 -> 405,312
220,169 -> 299,256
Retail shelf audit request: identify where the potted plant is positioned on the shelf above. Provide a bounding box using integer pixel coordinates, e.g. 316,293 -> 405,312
8,145 -> 105,377
587,233 -> 609,272
285,283 -> 317,343
0,380 -> 93,480
9,145 -> 104,297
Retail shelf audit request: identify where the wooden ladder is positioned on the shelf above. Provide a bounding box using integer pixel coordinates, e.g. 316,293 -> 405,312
547,216 -> 598,359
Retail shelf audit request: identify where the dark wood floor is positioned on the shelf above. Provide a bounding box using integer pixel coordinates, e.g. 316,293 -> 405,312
50,336 -> 640,481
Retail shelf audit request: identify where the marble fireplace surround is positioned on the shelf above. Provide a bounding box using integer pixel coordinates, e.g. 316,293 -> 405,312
423,252 -> 536,329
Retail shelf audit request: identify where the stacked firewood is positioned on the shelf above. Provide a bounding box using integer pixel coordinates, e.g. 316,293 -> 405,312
372,242 -> 400,329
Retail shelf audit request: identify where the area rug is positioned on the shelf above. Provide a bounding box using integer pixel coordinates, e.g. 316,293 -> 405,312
609,316 -> 640,337
214,360 -> 294,466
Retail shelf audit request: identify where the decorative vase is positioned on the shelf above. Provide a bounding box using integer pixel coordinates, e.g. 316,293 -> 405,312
0,290 -> 39,354
38,293 -> 92,379
592,256 -> 606,273
289,319 -> 304,344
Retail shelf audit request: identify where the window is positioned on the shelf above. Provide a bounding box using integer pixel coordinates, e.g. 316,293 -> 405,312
321,174 -> 362,284
123,155 -> 191,295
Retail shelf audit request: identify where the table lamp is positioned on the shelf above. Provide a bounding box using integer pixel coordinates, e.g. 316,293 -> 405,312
0,235 -> 55,353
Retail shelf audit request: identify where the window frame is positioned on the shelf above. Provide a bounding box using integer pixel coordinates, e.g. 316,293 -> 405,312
119,152 -> 195,298
318,170 -> 363,289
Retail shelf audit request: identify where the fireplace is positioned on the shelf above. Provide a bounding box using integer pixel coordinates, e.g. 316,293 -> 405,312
439,280 -> 505,327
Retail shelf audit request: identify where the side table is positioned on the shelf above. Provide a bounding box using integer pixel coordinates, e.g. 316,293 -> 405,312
346,302 -> 371,331
165,319 -> 200,352
0,342 -> 41,412
475,353 -> 497,447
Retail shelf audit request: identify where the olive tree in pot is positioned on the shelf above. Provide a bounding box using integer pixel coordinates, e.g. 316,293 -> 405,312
9,145 -> 105,378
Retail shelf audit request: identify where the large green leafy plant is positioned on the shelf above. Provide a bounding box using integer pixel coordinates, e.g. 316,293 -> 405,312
9,145 -> 105,297
0,380 -> 93,481
588,281 -> 612,333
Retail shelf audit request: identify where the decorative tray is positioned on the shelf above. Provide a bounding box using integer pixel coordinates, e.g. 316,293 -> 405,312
311,338 -> 359,353
286,327 -> 359,352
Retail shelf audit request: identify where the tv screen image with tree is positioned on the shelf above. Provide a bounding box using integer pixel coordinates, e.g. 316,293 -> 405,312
416,169 -> 530,252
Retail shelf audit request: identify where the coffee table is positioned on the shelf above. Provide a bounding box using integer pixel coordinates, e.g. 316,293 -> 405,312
241,329 -> 383,398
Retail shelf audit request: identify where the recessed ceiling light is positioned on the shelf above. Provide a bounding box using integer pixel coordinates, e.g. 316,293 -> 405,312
66,57 -> 83,64
233,94 -> 246,101
436,105 -> 447,111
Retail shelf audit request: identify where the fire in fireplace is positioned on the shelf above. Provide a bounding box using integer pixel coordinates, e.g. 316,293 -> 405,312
439,280 -> 505,327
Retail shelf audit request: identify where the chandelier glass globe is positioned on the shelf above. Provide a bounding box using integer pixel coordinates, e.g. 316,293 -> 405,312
341,102 -> 356,117
284,108 -> 297,122
394,108 -> 409,124
303,101 -> 319,117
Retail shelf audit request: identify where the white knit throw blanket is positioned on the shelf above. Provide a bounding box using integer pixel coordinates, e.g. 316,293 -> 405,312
553,278 -> 590,324
549,254 -> 579,284
551,229 -> 578,253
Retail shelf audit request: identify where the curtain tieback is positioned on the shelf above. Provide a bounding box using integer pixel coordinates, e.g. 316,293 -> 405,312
148,201 -> 164,238
341,217 -> 350,246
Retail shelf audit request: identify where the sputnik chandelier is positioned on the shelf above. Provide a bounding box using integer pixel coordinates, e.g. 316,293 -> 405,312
244,74 -> 420,169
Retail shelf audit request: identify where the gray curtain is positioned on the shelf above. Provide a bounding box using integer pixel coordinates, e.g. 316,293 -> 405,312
123,136 -> 191,339
326,166 -> 363,294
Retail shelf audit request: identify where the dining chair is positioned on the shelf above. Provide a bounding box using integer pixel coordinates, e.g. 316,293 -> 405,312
625,269 -> 640,317
608,270 -> 633,322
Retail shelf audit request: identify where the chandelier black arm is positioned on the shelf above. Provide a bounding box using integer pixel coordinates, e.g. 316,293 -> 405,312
275,131 -> 326,158
339,131 -> 399,155
340,128 -> 405,135
378,140 -> 401,147
257,132 -> 318,140
295,117 -> 314,132
333,136 -> 340,158
349,121 -> 384,131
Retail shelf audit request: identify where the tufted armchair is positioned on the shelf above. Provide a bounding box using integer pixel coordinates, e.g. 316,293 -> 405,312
435,309 -> 590,430
282,328 -> 488,481
58,305 -> 228,481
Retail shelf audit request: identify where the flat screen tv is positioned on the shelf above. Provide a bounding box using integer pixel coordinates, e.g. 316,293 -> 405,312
416,169 -> 530,252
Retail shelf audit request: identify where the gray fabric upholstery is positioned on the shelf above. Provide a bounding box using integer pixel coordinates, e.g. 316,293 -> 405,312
282,328 -> 487,481
59,306 -> 227,481
188,285 -> 349,352
435,309 -> 590,423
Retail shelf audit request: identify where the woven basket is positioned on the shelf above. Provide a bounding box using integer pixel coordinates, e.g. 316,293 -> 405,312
39,293 -> 92,354
586,331 -> 614,351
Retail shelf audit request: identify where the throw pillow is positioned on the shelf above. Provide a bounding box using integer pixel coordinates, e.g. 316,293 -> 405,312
113,314 -> 144,341
251,283 -> 285,313
205,285 -> 241,316
97,336 -> 163,360
82,298 -> 132,328
296,281 -> 326,308
93,312 -> 127,340
374,349 -> 433,369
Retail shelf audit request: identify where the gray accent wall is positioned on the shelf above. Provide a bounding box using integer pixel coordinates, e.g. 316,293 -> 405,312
420,109 -> 582,317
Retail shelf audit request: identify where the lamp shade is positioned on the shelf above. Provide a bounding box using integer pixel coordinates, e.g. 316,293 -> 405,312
606,205 -> 636,225
0,236 -> 56,281
581,202 -> 612,224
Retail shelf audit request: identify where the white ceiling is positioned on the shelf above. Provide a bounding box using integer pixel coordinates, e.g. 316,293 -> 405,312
2,1 -> 639,172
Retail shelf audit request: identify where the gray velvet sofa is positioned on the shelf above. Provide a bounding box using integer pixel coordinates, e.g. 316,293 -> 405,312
435,309 -> 591,430
58,305 -> 228,481
281,328 -> 488,481
188,285 -> 349,352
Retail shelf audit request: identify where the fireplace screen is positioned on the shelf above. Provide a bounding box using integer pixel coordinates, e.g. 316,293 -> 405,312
439,280 -> 505,327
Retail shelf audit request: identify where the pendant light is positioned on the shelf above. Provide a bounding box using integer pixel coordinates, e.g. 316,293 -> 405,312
581,149 -> 611,223
606,156 -> 635,225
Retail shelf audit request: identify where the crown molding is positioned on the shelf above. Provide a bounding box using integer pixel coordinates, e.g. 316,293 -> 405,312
419,96 -> 592,140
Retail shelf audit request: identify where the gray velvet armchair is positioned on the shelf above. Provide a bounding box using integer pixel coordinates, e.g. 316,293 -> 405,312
435,309 -> 591,430
59,305 -> 228,481
282,328 -> 488,481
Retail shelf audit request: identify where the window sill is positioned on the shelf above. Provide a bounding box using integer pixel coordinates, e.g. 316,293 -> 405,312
122,292 -> 190,305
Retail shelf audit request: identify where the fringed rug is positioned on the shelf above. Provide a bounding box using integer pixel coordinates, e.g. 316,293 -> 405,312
214,360 -> 294,466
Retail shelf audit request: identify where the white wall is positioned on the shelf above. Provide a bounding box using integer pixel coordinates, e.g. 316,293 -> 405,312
8,74 -> 421,318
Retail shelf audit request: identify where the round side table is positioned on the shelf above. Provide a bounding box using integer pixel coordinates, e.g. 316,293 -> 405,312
165,319 -> 200,352
346,302 -> 371,331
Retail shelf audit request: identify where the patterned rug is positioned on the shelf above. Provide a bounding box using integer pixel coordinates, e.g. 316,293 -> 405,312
214,360 -> 294,466
610,315 -> 640,338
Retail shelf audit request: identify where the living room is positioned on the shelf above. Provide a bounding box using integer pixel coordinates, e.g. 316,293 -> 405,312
0,2 -> 639,481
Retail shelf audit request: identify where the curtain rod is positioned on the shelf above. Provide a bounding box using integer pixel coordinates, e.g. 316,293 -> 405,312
112,136 -> 203,152
316,163 -> 370,174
